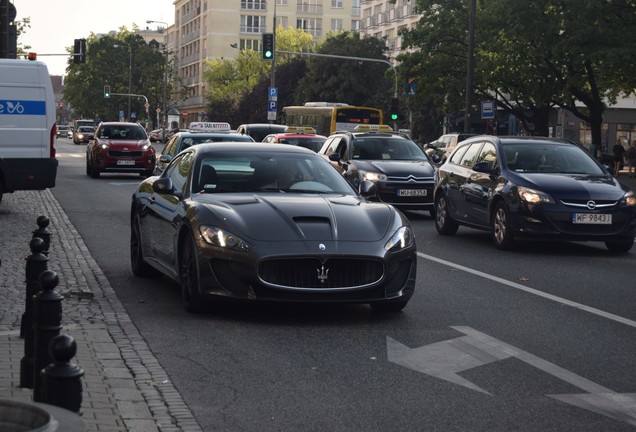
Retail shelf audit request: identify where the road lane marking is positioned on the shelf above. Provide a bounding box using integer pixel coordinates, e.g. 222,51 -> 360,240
417,252 -> 636,329
388,327 -> 636,426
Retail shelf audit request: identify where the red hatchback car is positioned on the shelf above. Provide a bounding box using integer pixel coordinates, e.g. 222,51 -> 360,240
86,122 -> 156,178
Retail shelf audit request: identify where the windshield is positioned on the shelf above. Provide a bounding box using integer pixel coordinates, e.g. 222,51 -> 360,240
503,143 -> 605,175
193,153 -> 357,195
352,137 -> 428,161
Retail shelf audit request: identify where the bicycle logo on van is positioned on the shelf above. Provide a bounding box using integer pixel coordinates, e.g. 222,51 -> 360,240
0,100 -> 46,115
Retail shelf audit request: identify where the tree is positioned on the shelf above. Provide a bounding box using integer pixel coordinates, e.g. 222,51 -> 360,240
479,0 -> 636,147
203,25 -> 314,123
235,58 -> 308,124
63,27 -> 167,126
296,31 -> 393,109
400,0 -> 636,146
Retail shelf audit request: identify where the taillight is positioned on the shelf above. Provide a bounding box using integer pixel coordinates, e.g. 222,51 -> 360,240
50,125 -> 57,158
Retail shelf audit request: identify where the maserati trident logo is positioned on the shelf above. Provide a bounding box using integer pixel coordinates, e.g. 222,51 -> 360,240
317,265 -> 329,284
586,200 -> 597,210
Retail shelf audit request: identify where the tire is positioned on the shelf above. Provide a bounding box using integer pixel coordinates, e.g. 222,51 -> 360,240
491,201 -> 515,250
370,299 -> 409,313
605,238 -> 634,253
89,165 -> 100,178
179,234 -> 205,313
130,217 -> 155,277
435,194 -> 459,235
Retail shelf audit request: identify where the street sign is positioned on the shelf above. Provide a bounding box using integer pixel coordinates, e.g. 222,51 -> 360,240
267,111 -> 277,121
268,87 -> 278,97
268,101 -> 277,111
481,100 -> 495,119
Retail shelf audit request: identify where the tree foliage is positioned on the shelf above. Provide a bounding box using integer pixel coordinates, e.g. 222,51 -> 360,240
203,26 -> 314,123
399,0 -> 636,144
63,27 -> 170,126
295,31 -> 393,109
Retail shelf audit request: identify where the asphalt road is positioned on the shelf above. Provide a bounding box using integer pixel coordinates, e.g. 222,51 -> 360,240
52,137 -> 636,431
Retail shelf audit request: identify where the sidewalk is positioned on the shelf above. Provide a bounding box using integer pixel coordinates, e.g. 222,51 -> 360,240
0,189 -> 202,432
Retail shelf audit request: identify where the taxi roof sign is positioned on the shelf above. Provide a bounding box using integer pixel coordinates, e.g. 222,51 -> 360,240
353,124 -> 394,132
283,126 -> 317,134
188,122 -> 232,132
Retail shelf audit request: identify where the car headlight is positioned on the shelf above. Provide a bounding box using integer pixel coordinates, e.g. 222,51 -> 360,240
78,134 -> 84,139
517,186 -> 555,204
359,170 -> 387,183
99,143 -> 109,150
199,225 -> 253,252
621,190 -> 636,207
385,226 -> 414,252
142,143 -> 152,150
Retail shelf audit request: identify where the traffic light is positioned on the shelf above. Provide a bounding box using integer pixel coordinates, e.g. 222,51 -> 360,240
104,85 -> 110,98
73,38 -> 86,64
389,97 -> 400,122
262,33 -> 274,60
0,0 -> 18,59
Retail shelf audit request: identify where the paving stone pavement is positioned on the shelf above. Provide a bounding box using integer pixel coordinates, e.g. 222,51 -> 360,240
0,189 -> 203,432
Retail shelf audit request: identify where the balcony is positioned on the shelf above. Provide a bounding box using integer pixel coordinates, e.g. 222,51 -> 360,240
297,3 -> 323,14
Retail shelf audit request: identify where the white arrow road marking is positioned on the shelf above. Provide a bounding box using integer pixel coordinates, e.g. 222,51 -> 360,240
388,326 -> 636,426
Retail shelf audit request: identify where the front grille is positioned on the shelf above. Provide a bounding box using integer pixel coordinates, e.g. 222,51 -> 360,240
108,150 -> 143,158
560,199 -> 618,209
259,257 -> 384,289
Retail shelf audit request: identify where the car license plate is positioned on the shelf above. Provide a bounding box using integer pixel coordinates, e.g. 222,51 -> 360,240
117,160 -> 135,166
572,213 -> 612,224
398,189 -> 427,197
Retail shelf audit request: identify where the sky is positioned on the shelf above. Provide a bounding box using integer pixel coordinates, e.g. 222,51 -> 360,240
14,0 -> 175,76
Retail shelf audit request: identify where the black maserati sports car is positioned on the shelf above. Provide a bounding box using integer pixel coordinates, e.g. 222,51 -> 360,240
130,143 -> 417,313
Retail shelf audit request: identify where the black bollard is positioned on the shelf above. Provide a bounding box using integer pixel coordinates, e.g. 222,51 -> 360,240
41,334 -> 84,414
32,215 -> 52,255
19,237 -> 49,388
32,270 -> 64,402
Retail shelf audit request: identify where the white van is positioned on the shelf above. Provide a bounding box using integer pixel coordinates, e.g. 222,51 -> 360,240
0,59 -> 58,204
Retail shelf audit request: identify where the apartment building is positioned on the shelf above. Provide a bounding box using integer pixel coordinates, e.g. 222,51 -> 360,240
161,0 -> 362,125
358,0 -> 419,60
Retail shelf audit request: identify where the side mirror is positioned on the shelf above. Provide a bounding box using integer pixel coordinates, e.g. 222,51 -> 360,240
359,180 -> 378,199
472,161 -> 495,174
328,152 -> 348,171
159,154 -> 173,165
152,177 -> 182,199
431,154 -> 442,164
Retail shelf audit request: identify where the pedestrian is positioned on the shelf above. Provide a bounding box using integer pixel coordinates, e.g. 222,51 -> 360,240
626,140 -> 636,178
612,140 -> 626,176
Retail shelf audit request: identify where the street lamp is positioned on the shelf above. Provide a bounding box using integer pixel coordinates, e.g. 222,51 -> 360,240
113,43 -> 132,121
147,20 -> 170,141
464,0 -> 476,133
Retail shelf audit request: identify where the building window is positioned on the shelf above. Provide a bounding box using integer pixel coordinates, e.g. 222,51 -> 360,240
297,18 -> 322,38
298,0 -> 322,14
240,15 -> 266,33
241,0 -> 266,10
332,0 -> 343,7
331,18 -> 343,31
240,38 -> 261,51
